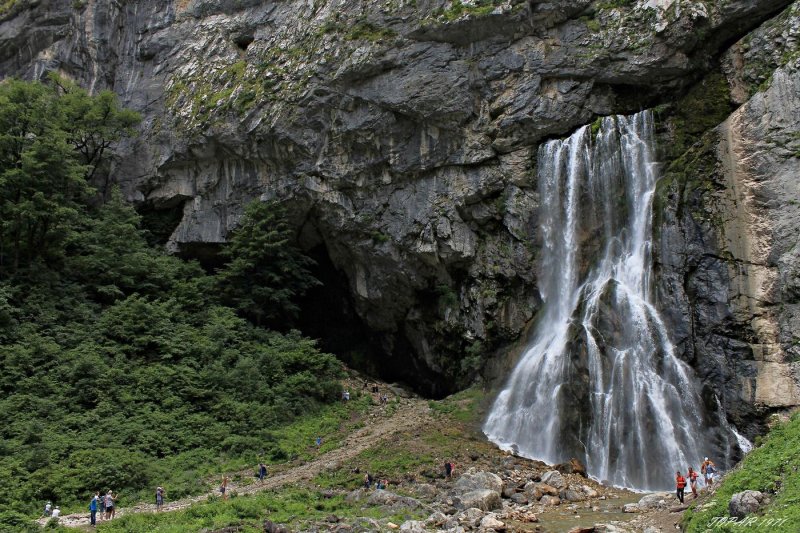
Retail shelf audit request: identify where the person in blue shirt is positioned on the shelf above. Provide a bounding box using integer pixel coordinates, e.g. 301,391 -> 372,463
89,492 -> 99,525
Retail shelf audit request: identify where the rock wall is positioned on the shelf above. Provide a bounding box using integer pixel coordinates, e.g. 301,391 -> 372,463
1,0 -> 799,415
655,2 -> 800,435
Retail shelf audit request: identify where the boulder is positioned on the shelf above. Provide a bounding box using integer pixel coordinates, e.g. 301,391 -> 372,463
581,485 -> 599,498
480,513 -> 506,530
540,495 -> 561,506
510,492 -> 529,505
729,490 -> 766,519
555,458 -> 588,477
454,489 -> 502,512
399,520 -> 426,532
540,470 -> 566,489
536,483 -> 560,496
638,492 -> 671,510
456,507 -> 485,527
453,471 -> 504,494
366,490 -> 423,511
424,511 -> 447,528
560,488 -> 586,502
263,521 -> 290,533
411,483 -> 438,500
622,503 -> 640,513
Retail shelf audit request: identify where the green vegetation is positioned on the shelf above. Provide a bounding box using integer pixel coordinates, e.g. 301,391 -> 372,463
83,486 -> 418,532
345,21 -> 397,42
682,411 -> 800,532
0,78 -> 342,524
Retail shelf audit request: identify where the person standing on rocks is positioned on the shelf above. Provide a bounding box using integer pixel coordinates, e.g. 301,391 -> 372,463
259,463 -> 267,483
675,471 -> 687,503
688,467 -> 699,499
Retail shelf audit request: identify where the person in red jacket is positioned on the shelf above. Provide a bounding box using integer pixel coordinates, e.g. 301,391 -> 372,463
687,467 -> 699,499
676,471 -> 687,503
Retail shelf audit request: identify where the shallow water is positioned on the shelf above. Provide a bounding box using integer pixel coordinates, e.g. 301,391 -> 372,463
531,490 -> 642,533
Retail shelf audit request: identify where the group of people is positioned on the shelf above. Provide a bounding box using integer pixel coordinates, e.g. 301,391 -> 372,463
363,473 -> 388,490
444,461 -> 456,479
87,490 -> 117,525
675,457 -> 717,503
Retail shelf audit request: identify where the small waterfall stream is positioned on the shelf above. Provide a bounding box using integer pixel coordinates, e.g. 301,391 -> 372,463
484,111 -> 740,490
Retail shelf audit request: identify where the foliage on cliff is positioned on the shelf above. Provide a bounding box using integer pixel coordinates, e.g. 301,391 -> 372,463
0,79 -> 341,522
682,411 -> 800,532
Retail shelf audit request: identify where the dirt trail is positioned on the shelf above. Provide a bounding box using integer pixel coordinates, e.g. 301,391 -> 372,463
40,397 -> 433,529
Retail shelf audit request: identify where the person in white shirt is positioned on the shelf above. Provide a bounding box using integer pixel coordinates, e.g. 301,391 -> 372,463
51,507 -> 61,519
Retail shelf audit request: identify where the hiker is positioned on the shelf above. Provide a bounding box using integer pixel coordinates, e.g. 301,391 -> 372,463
156,486 -> 165,511
51,506 -> 60,521
220,475 -> 229,500
90,492 -> 99,525
259,463 -> 267,483
701,457 -> 716,489
675,471 -> 687,503
376,478 -> 385,490
688,467 -> 699,499
449,461 -> 456,478
105,491 -> 116,520
364,473 -> 373,489
43,501 -> 52,517
444,461 -> 452,479
315,436 -> 322,448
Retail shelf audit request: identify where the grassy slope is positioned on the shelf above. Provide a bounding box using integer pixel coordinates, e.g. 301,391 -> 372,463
40,388 -> 489,532
683,411 -> 800,532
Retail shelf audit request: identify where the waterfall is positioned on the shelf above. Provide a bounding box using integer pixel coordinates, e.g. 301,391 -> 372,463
484,111 -> 740,490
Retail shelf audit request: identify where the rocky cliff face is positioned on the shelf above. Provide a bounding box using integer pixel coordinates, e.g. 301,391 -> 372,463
2,0 -> 798,426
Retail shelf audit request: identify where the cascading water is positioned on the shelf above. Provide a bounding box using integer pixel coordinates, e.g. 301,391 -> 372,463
484,111 -> 741,490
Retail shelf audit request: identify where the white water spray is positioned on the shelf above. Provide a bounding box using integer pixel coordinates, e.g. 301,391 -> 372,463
484,111 -> 740,490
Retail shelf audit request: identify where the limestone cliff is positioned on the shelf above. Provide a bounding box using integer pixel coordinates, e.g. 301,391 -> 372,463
2,0 -> 798,429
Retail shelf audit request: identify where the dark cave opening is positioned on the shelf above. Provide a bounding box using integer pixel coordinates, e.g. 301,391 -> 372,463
295,245 -> 448,399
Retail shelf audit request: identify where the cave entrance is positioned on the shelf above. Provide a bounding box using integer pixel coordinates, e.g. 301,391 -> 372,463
295,245 -> 385,379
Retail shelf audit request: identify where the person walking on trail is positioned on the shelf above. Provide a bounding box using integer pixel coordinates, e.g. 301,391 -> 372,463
259,463 -> 268,483
43,501 -> 52,517
688,467 -> 699,499
156,486 -> 165,511
701,457 -> 716,490
51,506 -> 60,521
444,461 -> 452,479
316,436 -> 322,449
364,473 -> 373,489
220,475 -> 229,500
89,492 -> 99,525
675,471 -> 687,503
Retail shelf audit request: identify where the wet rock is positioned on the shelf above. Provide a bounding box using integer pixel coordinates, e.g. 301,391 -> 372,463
729,490 -> 766,518
555,458 -> 588,477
